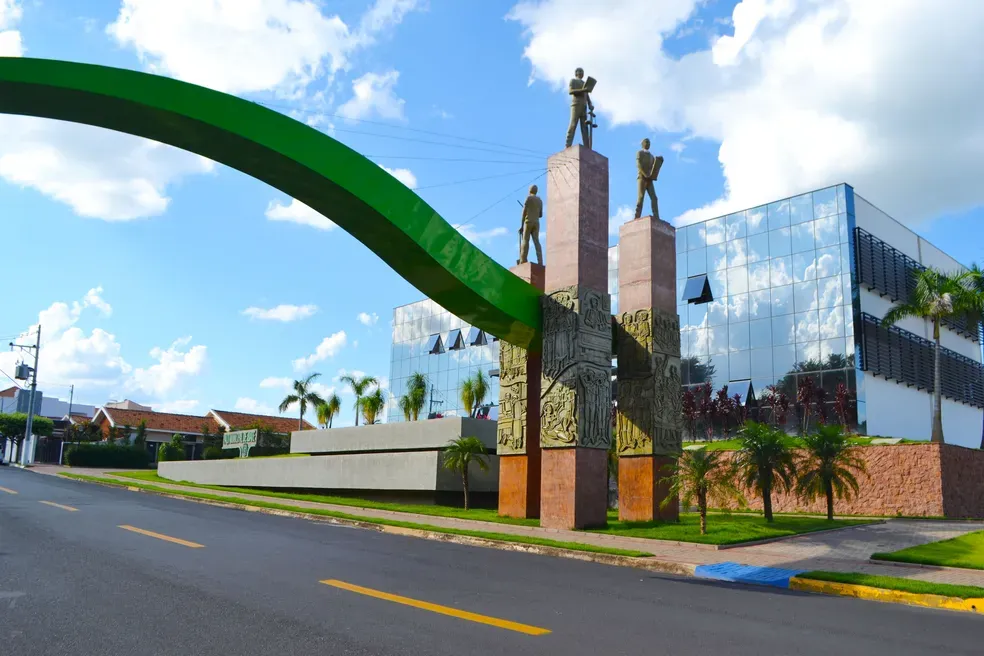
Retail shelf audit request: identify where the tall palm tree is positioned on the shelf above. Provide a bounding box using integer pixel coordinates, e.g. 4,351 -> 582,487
796,424 -> 867,520
278,373 -> 325,430
340,373 -> 378,426
400,372 -> 428,421
883,268 -> 978,444
316,393 -> 342,429
733,421 -> 797,522
361,388 -> 387,425
459,371 -> 489,418
441,436 -> 490,510
661,449 -> 744,534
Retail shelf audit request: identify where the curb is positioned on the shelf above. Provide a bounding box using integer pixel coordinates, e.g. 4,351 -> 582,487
789,577 -> 984,614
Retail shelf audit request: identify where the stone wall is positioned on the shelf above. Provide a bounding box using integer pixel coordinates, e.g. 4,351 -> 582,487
708,443 -> 984,518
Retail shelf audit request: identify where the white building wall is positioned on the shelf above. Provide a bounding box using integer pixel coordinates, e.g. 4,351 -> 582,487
864,376 -> 933,441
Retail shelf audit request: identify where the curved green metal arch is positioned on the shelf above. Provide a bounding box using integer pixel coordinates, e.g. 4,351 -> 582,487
0,58 -> 541,348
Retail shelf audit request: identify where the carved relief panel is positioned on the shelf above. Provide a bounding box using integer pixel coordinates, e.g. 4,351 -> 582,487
497,341 -> 529,455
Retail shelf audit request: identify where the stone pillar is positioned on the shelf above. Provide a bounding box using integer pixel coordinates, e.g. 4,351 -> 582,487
615,215 -> 682,522
497,262 -> 545,519
539,145 -> 612,530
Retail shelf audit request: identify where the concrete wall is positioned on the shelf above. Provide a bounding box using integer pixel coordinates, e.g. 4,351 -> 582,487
159,451 -> 499,493
291,416 -> 496,454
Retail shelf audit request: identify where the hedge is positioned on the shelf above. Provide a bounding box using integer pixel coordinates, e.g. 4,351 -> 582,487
65,443 -> 150,469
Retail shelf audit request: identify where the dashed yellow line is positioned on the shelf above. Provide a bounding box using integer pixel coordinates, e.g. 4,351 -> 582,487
0,486 -> 17,495
118,524 -> 204,548
320,579 -> 551,636
39,500 -> 79,512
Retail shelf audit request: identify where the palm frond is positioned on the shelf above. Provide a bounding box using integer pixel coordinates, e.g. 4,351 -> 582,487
278,394 -> 300,413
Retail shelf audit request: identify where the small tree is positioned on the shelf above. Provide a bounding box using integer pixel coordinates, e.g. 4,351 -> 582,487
361,388 -> 387,425
460,377 -> 475,418
681,388 -> 699,440
762,385 -> 791,429
796,425 -> 867,520
133,420 -> 148,451
158,433 -> 186,462
731,393 -> 748,429
316,393 -> 342,429
697,382 -> 715,441
405,372 -> 428,421
734,421 -> 797,522
441,436 -> 490,510
340,373 -> 379,427
0,412 -> 52,463
714,386 -> 733,438
661,449 -> 744,534
796,376 -> 816,435
833,383 -> 855,431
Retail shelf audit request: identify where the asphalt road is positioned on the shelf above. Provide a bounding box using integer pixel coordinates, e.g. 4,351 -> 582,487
1,467 -> 980,656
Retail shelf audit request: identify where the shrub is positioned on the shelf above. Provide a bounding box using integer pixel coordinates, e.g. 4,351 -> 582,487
203,446 -> 236,460
157,443 -> 184,462
65,443 -> 150,469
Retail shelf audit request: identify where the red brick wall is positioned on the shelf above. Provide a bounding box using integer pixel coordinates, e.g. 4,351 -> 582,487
940,444 -> 984,518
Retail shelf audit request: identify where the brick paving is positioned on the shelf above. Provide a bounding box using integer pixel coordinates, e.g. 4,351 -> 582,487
37,465 -> 984,588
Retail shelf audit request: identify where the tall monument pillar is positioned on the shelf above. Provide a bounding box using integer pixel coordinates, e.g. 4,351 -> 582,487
497,262 -> 545,519
539,145 -> 612,530
615,216 -> 682,522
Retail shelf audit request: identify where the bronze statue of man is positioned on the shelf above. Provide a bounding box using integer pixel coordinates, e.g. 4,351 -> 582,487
519,184 -> 543,265
565,67 -> 594,149
635,138 -> 664,219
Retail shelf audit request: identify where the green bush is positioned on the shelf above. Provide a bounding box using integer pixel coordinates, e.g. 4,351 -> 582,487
203,446 -> 235,460
65,444 -> 150,469
157,443 -> 184,462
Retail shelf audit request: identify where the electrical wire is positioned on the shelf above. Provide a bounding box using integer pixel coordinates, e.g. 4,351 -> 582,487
365,155 -> 546,165
415,168 -> 546,191
455,170 -> 549,230
0,368 -> 24,389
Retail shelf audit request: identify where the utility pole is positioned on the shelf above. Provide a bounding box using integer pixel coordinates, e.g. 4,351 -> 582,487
10,326 -> 40,465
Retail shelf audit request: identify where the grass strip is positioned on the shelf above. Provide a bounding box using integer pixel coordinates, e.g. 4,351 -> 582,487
871,530 -> 984,571
112,470 -> 538,527
797,571 -> 984,599
60,473 -> 652,559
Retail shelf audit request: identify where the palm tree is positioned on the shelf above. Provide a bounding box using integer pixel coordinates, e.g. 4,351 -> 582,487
796,424 -> 866,520
459,371 -> 489,417
733,421 -> 797,522
400,372 -> 427,421
316,393 -> 342,429
340,373 -> 378,426
441,436 -> 490,510
661,449 -> 744,534
460,377 -> 475,418
361,388 -> 387,425
883,268 -> 979,444
278,373 -> 325,430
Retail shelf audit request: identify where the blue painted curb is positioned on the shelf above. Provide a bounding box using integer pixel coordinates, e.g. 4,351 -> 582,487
694,562 -> 807,589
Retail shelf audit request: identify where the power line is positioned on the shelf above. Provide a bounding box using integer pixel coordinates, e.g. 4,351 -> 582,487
327,125 -> 547,159
456,170 -> 548,230
415,168 -> 546,191
0,368 -> 24,389
365,155 -> 545,165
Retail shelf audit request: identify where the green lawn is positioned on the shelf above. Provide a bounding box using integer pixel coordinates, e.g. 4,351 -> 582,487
592,513 -> 873,545
60,474 -> 651,558
871,530 -> 984,570
113,470 -> 539,527
798,571 -> 984,599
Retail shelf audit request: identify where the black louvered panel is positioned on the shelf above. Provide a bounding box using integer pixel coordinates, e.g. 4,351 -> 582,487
859,313 -> 984,408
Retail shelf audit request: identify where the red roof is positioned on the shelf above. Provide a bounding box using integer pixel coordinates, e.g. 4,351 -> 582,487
210,409 -> 315,434
0,386 -> 18,398
97,408 -> 221,435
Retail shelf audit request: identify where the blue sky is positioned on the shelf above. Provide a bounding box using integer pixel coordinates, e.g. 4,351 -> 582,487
2,0 -> 982,425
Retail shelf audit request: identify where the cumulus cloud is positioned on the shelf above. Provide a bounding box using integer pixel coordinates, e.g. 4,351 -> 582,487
338,70 -> 406,121
259,376 -> 293,390
382,165 -> 417,188
234,397 -> 279,416
452,224 -> 509,245
609,205 -> 634,237
509,0 -> 984,227
357,312 -> 379,326
292,331 -> 347,371
265,198 -> 336,231
128,336 -> 207,398
155,399 -> 201,414
242,304 -> 318,322
0,0 -> 22,56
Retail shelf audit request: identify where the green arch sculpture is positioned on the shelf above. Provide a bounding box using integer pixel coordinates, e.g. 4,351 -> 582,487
0,58 -> 542,348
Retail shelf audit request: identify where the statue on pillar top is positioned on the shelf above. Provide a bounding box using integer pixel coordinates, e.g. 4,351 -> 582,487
565,68 -> 597,150
635,138 -> 664,220
518,184 -> 543,265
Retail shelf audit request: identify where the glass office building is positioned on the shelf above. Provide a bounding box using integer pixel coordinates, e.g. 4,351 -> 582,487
389,183 -> 983,444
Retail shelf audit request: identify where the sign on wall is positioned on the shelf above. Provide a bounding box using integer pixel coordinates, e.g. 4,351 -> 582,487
222,429 -> 258,458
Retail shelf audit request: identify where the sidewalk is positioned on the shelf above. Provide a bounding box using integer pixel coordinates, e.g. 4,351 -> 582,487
39,465 -> 984,588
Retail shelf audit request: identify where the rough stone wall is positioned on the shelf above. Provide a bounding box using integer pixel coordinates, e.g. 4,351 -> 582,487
940,444 -> 984,518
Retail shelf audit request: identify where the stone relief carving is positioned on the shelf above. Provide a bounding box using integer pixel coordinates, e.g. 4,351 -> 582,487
615,307 -> 682,456
540,286 -> 612,449
497,341 -> 529,455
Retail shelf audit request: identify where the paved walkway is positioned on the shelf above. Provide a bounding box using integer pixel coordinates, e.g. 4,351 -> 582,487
37,465 -> 984,587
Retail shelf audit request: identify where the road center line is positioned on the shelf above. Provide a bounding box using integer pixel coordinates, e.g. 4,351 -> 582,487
118,525 -> 205,548
320,579 -> 551,636
0,486 -> 18,495
39,500 -> 79,512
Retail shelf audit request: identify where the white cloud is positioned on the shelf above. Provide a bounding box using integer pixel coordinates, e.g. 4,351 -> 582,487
609,205 -> 634,237
357,312 -> 379,326
128,336 -> 207,397
292,330 -> 347,371
259,376 -> 293,390
509,0 -> 984,228
451,224 -> 509,245
265,198 -> 336,231
382,165 -> 417,188
234,397 -> 279,416
155,399 -> 200,414
243,304 -> 318,322
338,70 -> 406,121
0,0 -> 21,56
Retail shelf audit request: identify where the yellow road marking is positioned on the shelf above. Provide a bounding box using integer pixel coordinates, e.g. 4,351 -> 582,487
0,486 -> 17,495
39,500 -> 79,512
320,579 -> 551,636
118,524 -> 204,548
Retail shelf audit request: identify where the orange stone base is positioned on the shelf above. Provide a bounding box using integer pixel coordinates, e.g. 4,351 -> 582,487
498,452 -> 541,519
540,447 -> 608,529
618,455 -> 679,522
